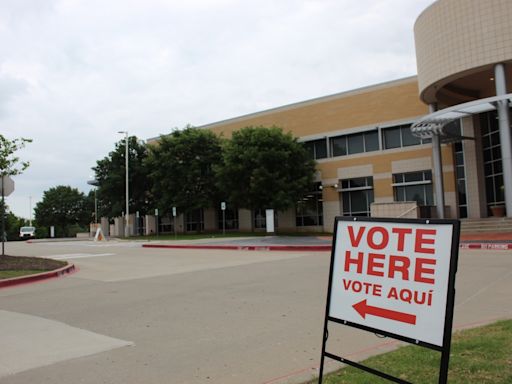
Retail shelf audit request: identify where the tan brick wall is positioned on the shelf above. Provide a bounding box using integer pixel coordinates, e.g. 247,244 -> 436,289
204,208 -> 217,231
238,209 -> 252,231
415,0 -> 512,102
277,208 -> 296,231
202,78 -> 427,138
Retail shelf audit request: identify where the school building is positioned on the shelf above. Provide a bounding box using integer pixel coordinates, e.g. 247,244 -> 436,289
118,0 -> 511,236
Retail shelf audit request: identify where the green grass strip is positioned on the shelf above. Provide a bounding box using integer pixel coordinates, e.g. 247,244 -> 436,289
313,319 -> 512,384
0,270 -> 45,279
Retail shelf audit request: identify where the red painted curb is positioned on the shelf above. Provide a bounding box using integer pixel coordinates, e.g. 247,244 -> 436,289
459,243 -> 512,250
142,244 -> 332,252
143,242 -> 512,252
0,263 -> 76,288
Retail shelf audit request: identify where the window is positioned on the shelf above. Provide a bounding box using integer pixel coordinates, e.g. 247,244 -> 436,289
393,171 -> 433,206
253,209 -> 278,229
341,177 -> 374,217
382,125 -> 431,149
254,209 -> 266,229
330,130 -> 379,157
158,216 -> 174,233
218,205 -> 239,230
304,139 -> 327,159
481,111 -> 505,213
296,182 -> 323,226
454,141 -> 468,218
186,209 -> 204,231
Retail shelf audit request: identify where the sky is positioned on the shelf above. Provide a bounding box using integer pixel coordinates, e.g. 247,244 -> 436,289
1,0 -> 434,219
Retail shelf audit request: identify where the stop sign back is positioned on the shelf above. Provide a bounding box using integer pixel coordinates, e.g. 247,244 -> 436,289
0,176 -> 15,197
328,217 -> 460,348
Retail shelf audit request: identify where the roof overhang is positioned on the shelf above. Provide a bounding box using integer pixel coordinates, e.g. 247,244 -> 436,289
411,93 -> 512,143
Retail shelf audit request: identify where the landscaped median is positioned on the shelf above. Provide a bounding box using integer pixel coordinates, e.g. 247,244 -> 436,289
0,255 -> 75,288
310,319 -> 512,384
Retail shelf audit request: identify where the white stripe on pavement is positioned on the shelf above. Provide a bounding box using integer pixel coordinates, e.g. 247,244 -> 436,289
42,253 -> 116,260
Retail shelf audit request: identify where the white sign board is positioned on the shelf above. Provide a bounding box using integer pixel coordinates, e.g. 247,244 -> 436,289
329,218 -> 456,347
221,202 -> 226,211
265,209 -> 274,233
0,176 -> 15,196
172,207 -> 177,217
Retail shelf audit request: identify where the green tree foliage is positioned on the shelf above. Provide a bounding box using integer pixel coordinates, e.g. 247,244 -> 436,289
147,127 -> 223,215
93,136 -> 151,218
0,134 -> 31,177
216,126 -> 315,212
34,186 -> 90,237
0,200 -> 28,240
1,135 -> 31,250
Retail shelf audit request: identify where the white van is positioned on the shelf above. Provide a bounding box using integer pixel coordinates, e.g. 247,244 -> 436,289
19,226 -> 36,240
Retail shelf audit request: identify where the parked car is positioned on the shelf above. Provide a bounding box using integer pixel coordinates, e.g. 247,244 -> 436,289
19,226 -> 36,240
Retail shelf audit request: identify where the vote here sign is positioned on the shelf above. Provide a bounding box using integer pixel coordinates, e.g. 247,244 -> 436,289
328,218 -> 459,347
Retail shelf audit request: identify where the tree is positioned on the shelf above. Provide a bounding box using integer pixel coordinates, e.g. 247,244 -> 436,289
5,210 -> 28,241
34,186 -> 90,237
1,134 -> 31,253
216,126 -> 315,213
93,136 -> 151,218
146,127 -> 223,216
0,134 -> 31,177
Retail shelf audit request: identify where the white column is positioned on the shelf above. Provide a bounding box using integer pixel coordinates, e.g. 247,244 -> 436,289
430,104 -> 445,218
494,64 -> 512,217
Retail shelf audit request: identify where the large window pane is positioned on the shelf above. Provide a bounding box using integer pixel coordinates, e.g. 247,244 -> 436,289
254,209 -> 266,229
350,191 -> 368,212
331,136 -> 347,156
401,126 -> 421,146
383,127 -> 401,149
348,133 -> 364,154
365,131 -> 379,152
315,140 -> 327,159
404,172 -> 423,182
341,177 -> 374,216
303,139 -> 327,159
304,142 -> 315,159
393,171 -> 433,207
425,184 -> 434,206
405,185 -> 425,204
296,183 -> 323,226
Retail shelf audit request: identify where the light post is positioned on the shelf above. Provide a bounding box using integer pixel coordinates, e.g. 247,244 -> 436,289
87,178 -> 99,224
29,196 -> 32,226
118,131 -> 129,237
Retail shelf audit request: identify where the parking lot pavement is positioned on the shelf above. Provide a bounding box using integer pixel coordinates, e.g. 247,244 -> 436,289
0,241 -> 510,384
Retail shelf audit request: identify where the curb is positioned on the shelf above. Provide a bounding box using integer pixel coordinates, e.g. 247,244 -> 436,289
142,244 -> 332,252
0,263 -> 76,289
143,242 -> 512,252
459,242 -> 512,250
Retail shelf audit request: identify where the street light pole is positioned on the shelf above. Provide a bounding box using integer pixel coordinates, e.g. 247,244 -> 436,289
118,131 -> 129,237
29,196 -> 32,226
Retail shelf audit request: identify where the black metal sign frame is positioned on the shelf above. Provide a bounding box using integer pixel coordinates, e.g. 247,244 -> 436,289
318,216 -> 460,384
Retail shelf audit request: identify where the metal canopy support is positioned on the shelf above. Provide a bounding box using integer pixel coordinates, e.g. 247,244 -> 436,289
431,103 -> 445,219
495,64 -> 512,218
412,93 -> 512,219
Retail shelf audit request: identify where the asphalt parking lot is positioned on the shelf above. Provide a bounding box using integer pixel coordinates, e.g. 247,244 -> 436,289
0,239 -> 511,384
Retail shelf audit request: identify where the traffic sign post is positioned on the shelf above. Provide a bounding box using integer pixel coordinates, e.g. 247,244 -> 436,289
155,208 -> 159,237
1,176 -> 15,256
172,207 -> 177,239
221,202 -> 226,235
319,216 -> 460,384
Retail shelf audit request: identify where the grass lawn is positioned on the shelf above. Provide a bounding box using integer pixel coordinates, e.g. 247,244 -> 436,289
312,319 -> 512,384
0,255 -> 67,280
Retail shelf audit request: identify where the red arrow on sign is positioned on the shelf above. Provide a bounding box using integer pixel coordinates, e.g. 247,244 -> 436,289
352,299 -> 416,325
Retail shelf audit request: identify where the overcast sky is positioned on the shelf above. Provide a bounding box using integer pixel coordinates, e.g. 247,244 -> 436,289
1,0 -> 433,219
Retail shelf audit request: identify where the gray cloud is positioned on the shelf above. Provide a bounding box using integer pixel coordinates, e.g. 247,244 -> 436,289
1,0 -> 433,218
